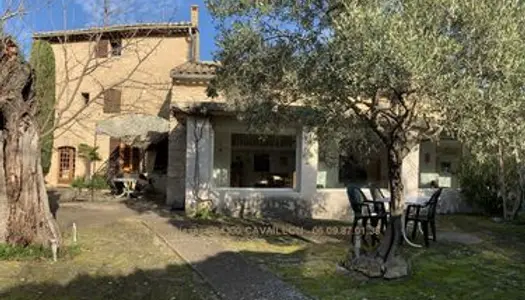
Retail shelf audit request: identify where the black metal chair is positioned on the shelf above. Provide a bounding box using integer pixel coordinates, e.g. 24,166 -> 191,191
347,185 -> 388,245
369,184 -> 389,232
404,188 -> 443,247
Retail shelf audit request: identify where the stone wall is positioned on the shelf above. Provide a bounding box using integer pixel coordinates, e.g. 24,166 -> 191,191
211,187 -> 474,221
166,120 -> 187,208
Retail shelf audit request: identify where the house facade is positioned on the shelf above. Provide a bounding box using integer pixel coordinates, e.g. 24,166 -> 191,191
167,69 -> 466,220
35,5 -> 466,219
34,6 -> 202,186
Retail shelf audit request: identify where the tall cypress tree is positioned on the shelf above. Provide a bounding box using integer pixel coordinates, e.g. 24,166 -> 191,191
30,40 -> 55,175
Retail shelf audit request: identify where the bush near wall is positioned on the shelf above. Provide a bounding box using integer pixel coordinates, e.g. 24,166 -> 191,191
71,175 -> 109,190
458,158 -> 502,216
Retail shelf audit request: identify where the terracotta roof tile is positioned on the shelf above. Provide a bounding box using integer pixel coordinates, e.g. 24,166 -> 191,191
170,61 -> 219,80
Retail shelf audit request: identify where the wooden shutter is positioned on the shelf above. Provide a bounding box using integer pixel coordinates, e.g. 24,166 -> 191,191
95,40 -> 109,58
132,147 -> 141,171
103,89 -> 121,113
108,137 -> 121,175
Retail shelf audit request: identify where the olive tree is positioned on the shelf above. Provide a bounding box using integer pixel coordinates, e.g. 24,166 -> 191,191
444,1 -> 525,220
207,0 -> 525,276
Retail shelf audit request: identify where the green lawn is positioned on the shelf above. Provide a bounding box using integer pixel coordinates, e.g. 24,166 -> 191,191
0,219 -> 217,300
225,215 -> 525,300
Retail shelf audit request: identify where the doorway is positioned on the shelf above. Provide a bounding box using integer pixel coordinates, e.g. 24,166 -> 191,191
58,146 -> 76,184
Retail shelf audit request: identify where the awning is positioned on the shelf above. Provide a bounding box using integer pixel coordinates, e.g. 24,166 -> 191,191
96,114 -> 170,148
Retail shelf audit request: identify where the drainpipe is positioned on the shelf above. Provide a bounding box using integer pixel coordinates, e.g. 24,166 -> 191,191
188,27 -> 195,62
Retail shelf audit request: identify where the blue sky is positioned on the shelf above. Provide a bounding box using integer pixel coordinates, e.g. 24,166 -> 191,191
2,0 -> 217,60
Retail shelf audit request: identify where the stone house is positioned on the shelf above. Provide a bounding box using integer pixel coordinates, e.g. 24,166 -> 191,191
33,6 -> 203,189
34,5 -> 466,219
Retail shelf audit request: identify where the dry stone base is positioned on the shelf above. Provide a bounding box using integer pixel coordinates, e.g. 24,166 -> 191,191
339,252 -> 410,280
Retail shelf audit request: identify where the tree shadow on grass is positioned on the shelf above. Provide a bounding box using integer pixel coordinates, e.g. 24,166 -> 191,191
0,249 -> 312,300
122,197 -> 314,246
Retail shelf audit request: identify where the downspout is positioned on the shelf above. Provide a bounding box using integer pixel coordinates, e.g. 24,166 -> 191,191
188,27 -> 195,62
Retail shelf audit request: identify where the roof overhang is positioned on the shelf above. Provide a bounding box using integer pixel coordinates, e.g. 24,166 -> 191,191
171,101 -> 232,118
171,101 -> 319,122
170,73 -> 215,81
33,23 -> 195,43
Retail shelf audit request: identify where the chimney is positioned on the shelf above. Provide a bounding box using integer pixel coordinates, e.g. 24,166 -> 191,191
190,5 -> 200,62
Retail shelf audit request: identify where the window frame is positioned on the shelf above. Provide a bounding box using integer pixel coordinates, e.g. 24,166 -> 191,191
110,39 -> 122,56
214,131 -> 297,189
57,146 -> 76,184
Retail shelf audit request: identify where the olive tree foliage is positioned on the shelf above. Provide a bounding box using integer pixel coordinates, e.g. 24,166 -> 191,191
207,0 -> 525,262
207,0 -> 460,216
440,1 -> 525,220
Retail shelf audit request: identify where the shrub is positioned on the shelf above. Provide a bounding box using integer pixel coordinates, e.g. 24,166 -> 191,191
71,176 -> 88,190
31,40 -> 55,175
85,174 -> 109,190
70,175 -> 109,190
458,158 -> 502,216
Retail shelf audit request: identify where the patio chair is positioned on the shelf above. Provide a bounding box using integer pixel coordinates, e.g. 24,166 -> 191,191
369,184 -> 389,232
404,188 -> 443,247
130,173 -> 151,199
347,185 -> 388,245
107,171 -> 125,196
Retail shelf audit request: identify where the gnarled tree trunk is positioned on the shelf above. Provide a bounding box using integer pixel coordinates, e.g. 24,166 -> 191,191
342,145 -> 409,279
0,44 -> 61,247
377,147 -> 404,262
0,132 -> 7,241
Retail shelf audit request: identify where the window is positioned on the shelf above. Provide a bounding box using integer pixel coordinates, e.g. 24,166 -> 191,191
317,138 -> 383,189
108,138 -> 142,174
338,155 -> 368,184
151,137 -> 168,173
81,92 -> 90,104
254,154 -> 270,172
213,131 -> 296,188
121,144 -> 141,172
110,39 -> 122,56
58,146 -> 76,184
95,39 -> 109,58
103,89 -> 121,113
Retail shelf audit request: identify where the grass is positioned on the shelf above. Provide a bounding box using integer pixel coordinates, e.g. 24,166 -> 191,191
0,244 -> 52,261
0,219 -> 217,300
0,243 -> 81,262
224,214 -> 525,300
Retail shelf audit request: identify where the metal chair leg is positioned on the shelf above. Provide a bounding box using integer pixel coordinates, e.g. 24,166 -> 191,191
430,220 -> 437,241
411,220 -> 418,240
422,222 -> 430,247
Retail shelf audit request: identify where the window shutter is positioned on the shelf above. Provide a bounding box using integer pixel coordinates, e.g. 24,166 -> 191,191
103,89 -> 122,113
95,40 -> 109,58
112,89 -> 121,112
108,137 -> 121,175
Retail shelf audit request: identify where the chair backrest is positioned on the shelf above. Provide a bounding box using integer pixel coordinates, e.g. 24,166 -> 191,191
426,188 -> 443,219
346,185 -> 368,213
369,184 -> 385,201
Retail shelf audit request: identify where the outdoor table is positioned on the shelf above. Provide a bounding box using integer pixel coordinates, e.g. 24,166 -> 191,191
113,178 -> 137,198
